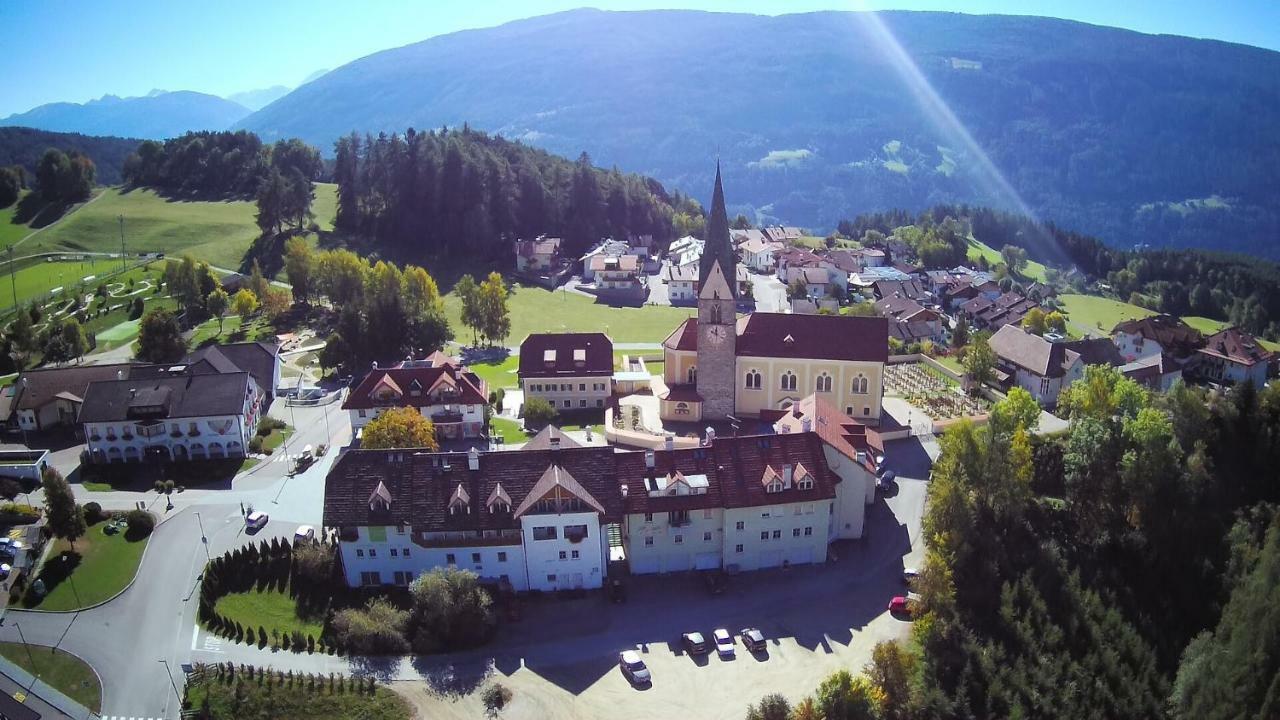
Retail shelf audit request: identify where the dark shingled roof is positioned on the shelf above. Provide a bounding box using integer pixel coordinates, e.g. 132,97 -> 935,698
2,363 -> 137,419
197,341 -> 279,394
1199,327 -> 1275,367
1112,315 -> 1204,355
663,318 -> 698,352
521,425 -> 583,450
518,333 -> 613,378
78,372 -> 251,423
736,313 -> 888,363
343,361 -> 487,410
989,325 -> 1080,378
1062,338 -> 1125,367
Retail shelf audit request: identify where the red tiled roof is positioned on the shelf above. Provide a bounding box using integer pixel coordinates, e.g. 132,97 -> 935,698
521,425 -> 583,450
663,318 -> 698,352
772,394 -> 881,473
737,313 -> 888,363
343,362 -> 488,410
659,383 -> 703,402
518,333 -> 613,378
1198,327 -> 1275,367
1112,315 -> 1204,354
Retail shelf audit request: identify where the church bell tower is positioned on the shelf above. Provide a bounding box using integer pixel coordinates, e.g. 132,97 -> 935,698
696,163 -> 738,421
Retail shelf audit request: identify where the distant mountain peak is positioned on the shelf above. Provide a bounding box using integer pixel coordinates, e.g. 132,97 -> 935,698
3,89 -> 252,140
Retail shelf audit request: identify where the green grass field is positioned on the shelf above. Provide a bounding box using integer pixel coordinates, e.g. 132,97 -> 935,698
0,257 -> 131,314
1059,294 -> 1155,334
0,197 -> 33,248
0,642 -> 101,712
16,184 -> 337,271
24,519 -> 150,611
444,284 -> 693,346
213,587 -> 326,640
967,237 -> 1049,283
490,416 -> 525,443
468,354 -> 520,389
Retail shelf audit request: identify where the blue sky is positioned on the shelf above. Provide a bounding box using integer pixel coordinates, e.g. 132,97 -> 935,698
2,0 -> 1278,117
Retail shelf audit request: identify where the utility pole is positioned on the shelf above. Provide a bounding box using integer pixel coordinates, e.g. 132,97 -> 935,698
13,623 -> 37,693
118,214 -> 126,273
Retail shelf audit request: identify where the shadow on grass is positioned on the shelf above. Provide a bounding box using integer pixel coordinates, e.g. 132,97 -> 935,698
12,193 -> 71,228
21,551 -> 82,608
75,459 -> 240,491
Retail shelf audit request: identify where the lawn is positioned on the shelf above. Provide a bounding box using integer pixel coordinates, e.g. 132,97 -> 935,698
966,237 -> 1049,283
0,256 -> 136,315
1184,316 -> 1280,351
213,587 -> 326,640
443,283 -> 694,346
0,642 -> 101,712
933,354 -> 963,373
0,195 -> 34,248
23,518 -> 150,611
489,416 -> 526,443
1058,293 -> 1155,334
467,354 -> 520,389
184,667 -> 411,720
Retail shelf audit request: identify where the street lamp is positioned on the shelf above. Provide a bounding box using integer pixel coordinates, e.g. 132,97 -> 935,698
193,511 -> 209,560
158,659 -> 181,704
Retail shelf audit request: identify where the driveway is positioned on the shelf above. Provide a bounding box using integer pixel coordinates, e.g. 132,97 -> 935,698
750,272 -> 788,313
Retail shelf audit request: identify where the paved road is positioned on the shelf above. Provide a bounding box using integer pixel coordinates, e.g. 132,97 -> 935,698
750,271 -> 788,313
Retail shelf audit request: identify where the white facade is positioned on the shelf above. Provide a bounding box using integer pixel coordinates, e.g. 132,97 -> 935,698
348,402 -> 486,434
338,524 -> 529,589
823,445 -> 874,540
521,377 -> 611,412
1012,361 -> 1083,407
520,510 -> 608,591
668,279 -> 696,302
625,507 -> 726,574
1113,331 -> 1163,363
83,395 -> 258,463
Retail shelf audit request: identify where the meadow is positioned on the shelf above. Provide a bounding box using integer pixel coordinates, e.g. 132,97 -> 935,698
966,237 -> 1049,283
1058,293 -> 1154,335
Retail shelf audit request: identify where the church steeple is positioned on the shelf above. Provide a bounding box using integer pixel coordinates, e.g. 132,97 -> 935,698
698,162 -> 737,299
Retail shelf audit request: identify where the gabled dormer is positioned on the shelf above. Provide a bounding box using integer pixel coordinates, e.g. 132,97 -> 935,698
762,466 -> 784,494
369,375 -> 403,404
794,463 -> 815,490
369,480 -> 393,512
408,378 -> 423,397
448,483 -> 471,515
513,464 -> 608,517
486,483 -> 512,514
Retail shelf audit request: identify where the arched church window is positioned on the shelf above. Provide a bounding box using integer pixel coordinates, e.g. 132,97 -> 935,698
780,371 -> 797,392
816,373 -> 832,393
688,366 -> 697,385
745,370 -> 761,389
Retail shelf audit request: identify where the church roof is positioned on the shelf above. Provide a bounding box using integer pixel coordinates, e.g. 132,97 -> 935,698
698,163 -> 737,299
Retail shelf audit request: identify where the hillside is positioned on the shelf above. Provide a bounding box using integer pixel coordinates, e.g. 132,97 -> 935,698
15,183 -> 337,271
2,90 -> 250,140
0,127 -> 141,185
239,9 -> 1280,258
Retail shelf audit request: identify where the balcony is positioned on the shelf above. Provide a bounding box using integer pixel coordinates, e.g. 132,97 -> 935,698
187,430 -> 201,437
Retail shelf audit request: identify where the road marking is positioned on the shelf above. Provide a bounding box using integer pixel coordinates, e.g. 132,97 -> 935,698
190,623 -> 199,650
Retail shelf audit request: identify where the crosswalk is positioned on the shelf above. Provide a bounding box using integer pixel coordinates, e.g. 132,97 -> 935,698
271,452 -> 308,464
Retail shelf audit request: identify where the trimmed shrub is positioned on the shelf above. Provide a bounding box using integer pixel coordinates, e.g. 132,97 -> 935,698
83,501 -> 105,523
125,509 -> 156,537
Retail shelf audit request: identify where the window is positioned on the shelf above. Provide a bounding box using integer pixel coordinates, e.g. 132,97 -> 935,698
644,512 -> 654,523
804,527 -> 813,536
563,400 -> 572,408
497,552 -> 507,562
798,476 -> 814,491
360,571 -> 381,586
674,534 -> 684,544
471,553 -> 481,564
533,526 -> 558,541
358,409 -> 367,418
703,509 -> 714,520
675,402 -> 690,415
760,531 -> 769,541
596,399 -> 604,407
356,548 -> 365,558
863,406 -> 871,416
780,371 -> 797,391
559,551 -> 568,560
547,574 -> 557,583
772,530 -> 781,539
735,521 -> 745,531
853,375 -> 869,394
571,550 -> 580,559
745,370 -> 762,389
703,531 -> 712,542
644,536 -> 654,547
794,505 -> 802,516
816,373 -> 832,393
766,479 -> 783,494
687,366 -> 697,384
669,510 -> 690,526
846,406 -> 854,416
1040,377 -> 1051,395
391,548 -> 399,557
403,547 -> 411,557
793,528 -> 801,537
393,571 -> 411,585
580,399 -> 587,408
565,524 -> 588,541
445,553 -> 456,564
579,383 -> 586,391
368,548 -> 377,558
735,544 -> 744,553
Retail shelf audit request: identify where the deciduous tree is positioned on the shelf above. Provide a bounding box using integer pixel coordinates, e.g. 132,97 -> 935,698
206,288 -> 229,334
41,467 -> 86,549
136,308 -> 186,363
361,407 -> 437,450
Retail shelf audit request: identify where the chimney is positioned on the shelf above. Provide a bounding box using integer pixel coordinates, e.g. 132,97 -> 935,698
856,450 -> 867,464
645,449 -> 655,469
621,484 -> 629,498
782,464 -> 793,489
372,360 -> 378,370
664,434 -> 674,451
116,370 -> 124,380
801,417 -> 812,433
704,427 -> 715,445
550,436 -> 561,450
467,447 -> 479,471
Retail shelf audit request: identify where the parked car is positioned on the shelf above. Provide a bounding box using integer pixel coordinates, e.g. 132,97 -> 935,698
889,595 -> 918,618
0,563 -> 10,579
682,631 -> 709,655
618,650 -> 651,685
608,579 -> 627,604
713,628 -> 735,658
0,538 -> 24,556
739,627 -> 767,653
877,470 -> 897,490
246,511 -> 269,530
294,525 -> 316,542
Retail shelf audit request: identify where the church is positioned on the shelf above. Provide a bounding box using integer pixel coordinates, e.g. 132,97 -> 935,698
658,166 -> 889,424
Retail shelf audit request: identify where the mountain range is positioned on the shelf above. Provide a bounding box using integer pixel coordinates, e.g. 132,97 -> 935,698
236,9 -> 1280,257
5,10 -> 1280,257
1,90 -> 250,141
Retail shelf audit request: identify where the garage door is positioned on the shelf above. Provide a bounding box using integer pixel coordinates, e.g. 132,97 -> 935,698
784,546 -> 814,566
694,552 -> 720,570
662,553 -> 692,573
757,550 -> 784,569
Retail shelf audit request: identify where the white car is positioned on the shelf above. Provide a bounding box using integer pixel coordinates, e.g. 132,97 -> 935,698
0,563 -> 11,578
713,628 -> 735,658
246,511 -> 269,530
294,525 -> 316,542
0,538 -> 24,556
618,650 -> 651,685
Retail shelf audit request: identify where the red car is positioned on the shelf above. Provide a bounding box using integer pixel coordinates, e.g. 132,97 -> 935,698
888,596 -> 913,617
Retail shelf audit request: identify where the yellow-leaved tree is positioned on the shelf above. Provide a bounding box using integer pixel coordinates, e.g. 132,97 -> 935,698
361,407 -> 438,450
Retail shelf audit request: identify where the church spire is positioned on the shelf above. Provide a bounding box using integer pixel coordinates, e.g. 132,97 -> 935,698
698,161 -> 737,298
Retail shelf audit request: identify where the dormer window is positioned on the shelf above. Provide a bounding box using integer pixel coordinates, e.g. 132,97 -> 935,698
543,349 -> 557,366
797,474 -> 814,491
369,481 -> 393,512
449,484 -> 471,515
767,479 -> 784,494
762,466 -> 784,494
486,483 -> 512,514
409,379 -> 422,397
573,348 -> 586,367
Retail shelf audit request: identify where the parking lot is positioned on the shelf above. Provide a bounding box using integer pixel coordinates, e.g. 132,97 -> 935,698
392,437 -> 931,719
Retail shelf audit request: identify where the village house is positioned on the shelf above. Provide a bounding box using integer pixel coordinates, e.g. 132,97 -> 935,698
1111,315 -> 1204,363
875,295 -> 946,344
519,333 -> 614,412
344,356 -> 490,441
668,236 -> 704,268
661,263 -> 699,303
739,236 -> 784,272
1195,327 -> 1275,389
515,236 -> 565,273
0,363 -> 138,433
988,324 -> 1084,406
